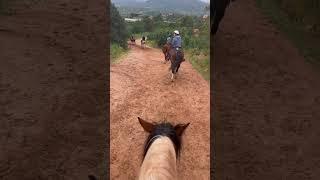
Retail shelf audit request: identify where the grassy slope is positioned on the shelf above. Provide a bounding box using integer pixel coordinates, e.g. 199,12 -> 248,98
186,50 -> 210,81
256,0 -> 320,66
110,43 -> 128,64
0,0 -> 10,14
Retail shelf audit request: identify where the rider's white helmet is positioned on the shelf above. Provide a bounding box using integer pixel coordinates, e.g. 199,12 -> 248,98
174,30 -> 179,35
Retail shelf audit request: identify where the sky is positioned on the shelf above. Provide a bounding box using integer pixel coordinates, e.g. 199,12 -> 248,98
119,0 -> 210,3
135,0 -> 210,2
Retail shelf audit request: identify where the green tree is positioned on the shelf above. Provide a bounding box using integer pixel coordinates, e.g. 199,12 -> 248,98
110,3 -> 129,48
131,22 -> 144,34
142,16 -> 155,32
181,16 -> 194,28
154,14 -> 163,22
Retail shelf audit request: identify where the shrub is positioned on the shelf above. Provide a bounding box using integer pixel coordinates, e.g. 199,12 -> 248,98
110,43 -> 126,63
111,3 -> 129,49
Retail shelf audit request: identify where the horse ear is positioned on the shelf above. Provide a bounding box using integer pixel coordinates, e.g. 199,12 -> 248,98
138,117 -> 155,133
174,123 -> 190,136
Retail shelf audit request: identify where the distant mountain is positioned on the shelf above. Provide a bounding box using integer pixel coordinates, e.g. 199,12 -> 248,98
145,0 -> 207,12
111,0 -> 145,7
111,0 -> 208,15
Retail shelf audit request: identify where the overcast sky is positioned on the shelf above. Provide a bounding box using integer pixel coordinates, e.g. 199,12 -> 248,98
135,0 -> 210,2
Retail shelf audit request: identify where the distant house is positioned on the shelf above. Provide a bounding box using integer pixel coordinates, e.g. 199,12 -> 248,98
203,14 -> 209,19
124,18 -> 142,22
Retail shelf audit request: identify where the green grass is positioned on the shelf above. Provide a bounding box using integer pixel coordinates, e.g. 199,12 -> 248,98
186,49 -> 210,81
256,0 -> 320,65
146,40 -> 158,48
0,0 -> 11,15
110,43 -> 128,64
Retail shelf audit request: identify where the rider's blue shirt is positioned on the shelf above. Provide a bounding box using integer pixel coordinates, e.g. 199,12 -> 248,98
171,35 -> 182,48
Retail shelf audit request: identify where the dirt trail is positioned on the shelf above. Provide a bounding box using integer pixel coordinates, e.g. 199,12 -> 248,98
214,0 -> 320,179
0,0 -> 107,179
110,44 -> 210,179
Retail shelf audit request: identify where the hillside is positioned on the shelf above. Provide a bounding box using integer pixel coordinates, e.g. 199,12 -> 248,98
111,0 -> 145,8
111,0 -> 208,15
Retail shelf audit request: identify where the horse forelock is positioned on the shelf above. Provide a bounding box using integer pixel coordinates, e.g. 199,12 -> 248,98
143,122 -> 181,160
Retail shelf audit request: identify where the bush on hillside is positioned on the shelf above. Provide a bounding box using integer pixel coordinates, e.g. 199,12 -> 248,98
127,21 -> 144,34
111,3 -> 129,48
147,30 -> 170,46
276,0 -> 320,32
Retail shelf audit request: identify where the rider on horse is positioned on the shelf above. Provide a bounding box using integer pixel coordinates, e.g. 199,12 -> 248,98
170,30 -> 183,61
171,30 -> 181,49
168,30 -> 184,81
130,35 -> 135,43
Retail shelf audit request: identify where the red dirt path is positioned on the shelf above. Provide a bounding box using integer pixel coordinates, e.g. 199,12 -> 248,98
213,0 -> 320,179
110,44 -> 210,179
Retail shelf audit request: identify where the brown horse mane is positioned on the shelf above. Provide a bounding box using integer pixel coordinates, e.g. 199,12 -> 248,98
142,122 -> 182,161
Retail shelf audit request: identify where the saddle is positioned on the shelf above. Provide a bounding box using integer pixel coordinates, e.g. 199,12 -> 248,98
168,48 -> 185,62
172,47 -> 184,62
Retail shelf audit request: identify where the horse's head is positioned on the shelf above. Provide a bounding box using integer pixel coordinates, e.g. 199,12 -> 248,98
162,44 -> 169,53
138,117 -> 190,158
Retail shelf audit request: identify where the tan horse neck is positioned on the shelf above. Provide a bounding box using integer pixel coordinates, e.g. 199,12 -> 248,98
139,136 -> 178,180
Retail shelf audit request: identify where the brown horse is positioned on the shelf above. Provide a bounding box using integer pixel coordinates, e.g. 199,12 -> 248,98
138,117 -> 189,180
130,36 -> 136,44
129,36 -> 136,48
162,43 -> 171,64
141,36 -> 146,49
87,118 -> 189,180
141,40 -> 146,49
167,48 -> 185,81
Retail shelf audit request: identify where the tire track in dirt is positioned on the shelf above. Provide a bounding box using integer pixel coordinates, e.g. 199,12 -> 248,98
111,44 -> 210,179
213,0 -> 320,179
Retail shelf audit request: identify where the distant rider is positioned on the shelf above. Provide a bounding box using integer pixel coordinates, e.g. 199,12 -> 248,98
170,30 -> 183,60
171,30 -> 182,49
